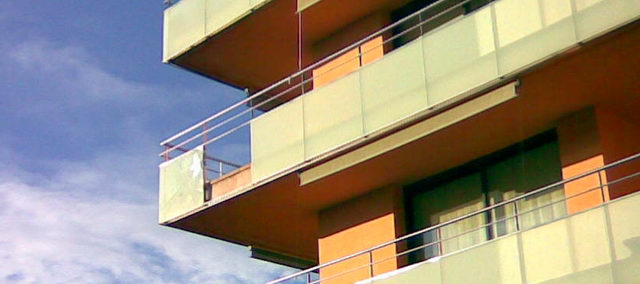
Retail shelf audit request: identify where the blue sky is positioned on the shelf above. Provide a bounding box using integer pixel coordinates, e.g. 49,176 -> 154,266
0,1 -> 289,283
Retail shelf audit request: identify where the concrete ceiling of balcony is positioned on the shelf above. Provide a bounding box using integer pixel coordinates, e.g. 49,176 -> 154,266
168,22 -> 640,263
171,0 -> 412,104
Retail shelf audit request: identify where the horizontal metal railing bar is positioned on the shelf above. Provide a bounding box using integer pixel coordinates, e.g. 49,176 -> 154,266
159,0 -> 475,156
205,167 -> 225,173
267,152 -> 640,283
159,77 -> 308,158
200,119 -> 252,150
163,143 -> 242,168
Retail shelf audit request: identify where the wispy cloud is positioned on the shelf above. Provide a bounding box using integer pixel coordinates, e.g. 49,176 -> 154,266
0,170 -> 288,283
0,37 -> 290,283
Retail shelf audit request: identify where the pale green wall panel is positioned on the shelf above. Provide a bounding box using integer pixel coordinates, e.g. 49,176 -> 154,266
158,147 -> 205,223
521,219 -> 574,283
298,0 -> 322,12
566,208 -> 612,279
360,40 -> 428,134
364,261 -> 442,284
163,0 -> 206,61
607,194 -> 640,283
441,235 -> 522,284
164,0 -> 272,61
422,8 -> 498,105
205,0 -> 252,35
537,208 -> 614,284
303,72 -> 363,159
574,0 -> 640,41
520,207 -> 615,284
250,0 -> 269,6
494,0 -> 577,75
251,98 -> 305,183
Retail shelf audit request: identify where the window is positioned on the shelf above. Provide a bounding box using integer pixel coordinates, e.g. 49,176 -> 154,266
405,131 -> 566,262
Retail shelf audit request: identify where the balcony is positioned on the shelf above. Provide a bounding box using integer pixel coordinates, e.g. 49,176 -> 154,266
160,0 -> 640,220
162,0 -> 270,61
158,0 -> 640,267
268,153 -> 640,284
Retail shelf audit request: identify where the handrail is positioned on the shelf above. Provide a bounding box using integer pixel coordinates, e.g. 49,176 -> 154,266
266,152 -> 640,284
158,0 -> 477,158
163,143 -> 242,168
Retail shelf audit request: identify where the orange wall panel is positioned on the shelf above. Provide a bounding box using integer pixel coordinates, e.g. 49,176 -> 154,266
561,155 -> 608,214
557,108 -> 606,214
557,107 -> 640,213
360,36 -> 385,66
210,165 -> 252,198
312,48 -> 361,89
318,187 -> 403,284
311,12 -> 388,89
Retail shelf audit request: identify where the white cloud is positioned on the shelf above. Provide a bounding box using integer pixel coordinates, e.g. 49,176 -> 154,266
0,161 -> 291,284
0,39 -> 295,283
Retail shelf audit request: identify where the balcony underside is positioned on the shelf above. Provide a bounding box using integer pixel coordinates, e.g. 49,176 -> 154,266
166,22 -> 640,263
167,0 -> 415,103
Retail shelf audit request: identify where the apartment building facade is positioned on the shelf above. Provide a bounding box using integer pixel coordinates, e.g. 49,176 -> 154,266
158,0 -> 640,283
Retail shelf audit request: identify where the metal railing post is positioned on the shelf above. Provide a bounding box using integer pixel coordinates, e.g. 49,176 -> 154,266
202,122 -> 208,180
163,145 -> 170,161
598,169 -> 606,202
368,251 -> 374,278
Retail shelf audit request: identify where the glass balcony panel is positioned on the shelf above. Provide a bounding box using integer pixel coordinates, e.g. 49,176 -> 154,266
607,193 -> 640,282
158,146 -> 205,223
574,0 -> 640,41
422,8 -> 498,105
372,260 -> 441,284
303,72 -> 364,159
298,0 -> 321,12
440,235 -> 522,284
250,0 -> 268,6
250,98 -> 305,183
520,207 -> 613,284
205,0 -> 252,35
163,0 -> 206,61
521,219 -> 573,283
360,40 -> 428,134
558,208 -> 613,283
163,0 -> 270,61
494,0 -> 577,75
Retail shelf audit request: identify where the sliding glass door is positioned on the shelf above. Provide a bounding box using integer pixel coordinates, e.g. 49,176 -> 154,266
407,133 -> 566,261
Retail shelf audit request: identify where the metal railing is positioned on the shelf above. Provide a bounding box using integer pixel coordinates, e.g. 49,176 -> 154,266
267,152 -> 640,284
162,143 -> 241,178
158,0 -> 483,169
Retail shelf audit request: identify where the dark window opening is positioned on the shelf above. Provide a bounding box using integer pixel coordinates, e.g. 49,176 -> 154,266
390,0 -> 494,49
403,131 -> 566,264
